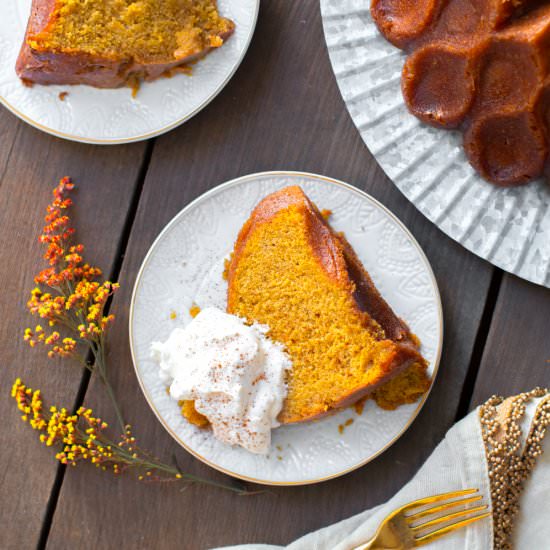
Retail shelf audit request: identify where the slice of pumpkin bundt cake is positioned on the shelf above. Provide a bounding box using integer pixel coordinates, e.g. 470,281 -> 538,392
226,186 -> 430,424
16,0 -> 234,88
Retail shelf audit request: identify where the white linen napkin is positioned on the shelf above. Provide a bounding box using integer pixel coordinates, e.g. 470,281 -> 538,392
216,391 -> 550,550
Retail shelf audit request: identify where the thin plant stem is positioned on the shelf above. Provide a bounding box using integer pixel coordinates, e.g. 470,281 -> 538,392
97,369 -> 126,434
93,339 -> 125,432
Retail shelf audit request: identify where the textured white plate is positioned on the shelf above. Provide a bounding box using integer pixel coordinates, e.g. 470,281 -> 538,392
321,0 -> 550,288
129,171 -> 443,485
0,0 -> 258,144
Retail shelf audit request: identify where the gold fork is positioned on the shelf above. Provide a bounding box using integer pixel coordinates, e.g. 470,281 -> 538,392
352,488 -> 490,549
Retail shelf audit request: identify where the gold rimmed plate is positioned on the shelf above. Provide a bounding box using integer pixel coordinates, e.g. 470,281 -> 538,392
129,171 -> 443,485
0,0 -> 258,144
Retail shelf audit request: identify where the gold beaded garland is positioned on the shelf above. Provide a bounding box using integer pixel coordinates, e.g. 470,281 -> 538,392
479,388 -> 550,550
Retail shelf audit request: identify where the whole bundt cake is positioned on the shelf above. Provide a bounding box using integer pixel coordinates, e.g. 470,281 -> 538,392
371,0 -> 550,187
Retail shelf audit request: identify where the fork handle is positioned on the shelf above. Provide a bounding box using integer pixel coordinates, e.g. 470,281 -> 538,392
351,531 -> 405,550
351,534 -> 377,550
353,542 -> 403,550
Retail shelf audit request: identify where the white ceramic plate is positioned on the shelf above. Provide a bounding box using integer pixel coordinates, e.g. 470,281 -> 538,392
321,0 -> 550,288
130,171 -> 443,485
0,0 -> 258,144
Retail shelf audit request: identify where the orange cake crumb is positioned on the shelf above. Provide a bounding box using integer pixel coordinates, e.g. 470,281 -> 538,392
222,257 -> 232,281
179,400 -> 209,428
320,208 -> 332,220
189,304 -> 201,318
338,418 -> 354,434
353,397 -> 367,416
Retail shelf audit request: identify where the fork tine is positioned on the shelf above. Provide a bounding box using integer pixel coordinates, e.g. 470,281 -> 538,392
399,488 -> 479,514
411,504 -> 488,532
405,495 -> 483,522
414,512 -> 491,547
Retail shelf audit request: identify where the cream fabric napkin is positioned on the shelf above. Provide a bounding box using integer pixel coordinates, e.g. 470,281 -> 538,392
217,393 -> 550,550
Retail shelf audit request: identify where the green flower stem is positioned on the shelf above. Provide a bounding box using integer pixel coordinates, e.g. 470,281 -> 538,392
97,368 -> 126,434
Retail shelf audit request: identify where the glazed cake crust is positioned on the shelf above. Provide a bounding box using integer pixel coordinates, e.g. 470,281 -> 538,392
371,0 -> 550,186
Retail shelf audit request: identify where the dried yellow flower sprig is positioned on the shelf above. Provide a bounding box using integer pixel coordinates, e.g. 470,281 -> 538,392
11,379 -> 248,493
16,178 -> 253,495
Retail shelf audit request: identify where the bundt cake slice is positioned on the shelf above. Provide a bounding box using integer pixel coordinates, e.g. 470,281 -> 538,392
226,186 -> 430,424
16,0 -> 234,88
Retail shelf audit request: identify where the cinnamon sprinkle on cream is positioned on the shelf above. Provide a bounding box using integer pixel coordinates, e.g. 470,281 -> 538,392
151,307 -> 292,454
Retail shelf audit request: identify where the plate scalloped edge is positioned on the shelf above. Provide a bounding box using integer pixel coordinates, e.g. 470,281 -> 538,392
0,0 -> 259,144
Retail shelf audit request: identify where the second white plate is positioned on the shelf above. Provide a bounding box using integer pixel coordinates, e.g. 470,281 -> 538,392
130,171 -> 443,485
0,0 -> 258,144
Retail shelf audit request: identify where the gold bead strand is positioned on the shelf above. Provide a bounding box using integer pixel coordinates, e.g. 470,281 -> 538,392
479,388 -> 549,549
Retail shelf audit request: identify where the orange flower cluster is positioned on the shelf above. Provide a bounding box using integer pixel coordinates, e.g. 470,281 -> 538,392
24,325 -> 76,358
24,177 -> 118,360
14,178 -> 251,494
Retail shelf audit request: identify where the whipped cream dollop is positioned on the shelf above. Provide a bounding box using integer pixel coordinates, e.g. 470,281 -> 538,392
150,307 -> 292,454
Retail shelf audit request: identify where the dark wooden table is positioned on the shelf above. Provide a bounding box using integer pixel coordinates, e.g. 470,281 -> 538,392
1,3 -> 549,549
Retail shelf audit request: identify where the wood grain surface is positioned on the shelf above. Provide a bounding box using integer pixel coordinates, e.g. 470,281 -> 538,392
470,274 -> 550,409
0,121 -> 148,548
0,1 -> 548,549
